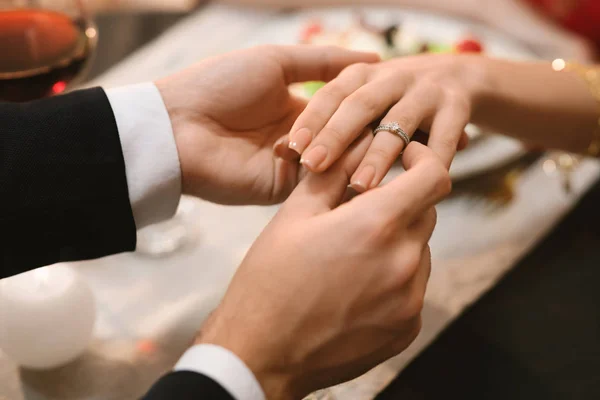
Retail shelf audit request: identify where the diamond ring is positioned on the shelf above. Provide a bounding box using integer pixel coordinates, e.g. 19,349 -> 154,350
374,122 -> 410,148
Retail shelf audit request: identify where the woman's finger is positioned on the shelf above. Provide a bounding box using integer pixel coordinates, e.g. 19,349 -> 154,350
288,64 -> 368,155
350,86 -> 437,192
428,101 -> 471,168
301,77 -> 409,173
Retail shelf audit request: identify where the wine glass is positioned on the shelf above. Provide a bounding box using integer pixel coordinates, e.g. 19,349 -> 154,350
0,0 -> 98,102
135,195 -> 200,257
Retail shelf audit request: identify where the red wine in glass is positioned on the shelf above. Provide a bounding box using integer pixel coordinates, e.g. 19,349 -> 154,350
0,9 -> 96,102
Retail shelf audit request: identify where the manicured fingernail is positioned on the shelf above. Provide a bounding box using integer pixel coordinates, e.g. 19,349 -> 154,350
300,145 -> 328,170
351,165 -> 376,192
289,128 -> 312,154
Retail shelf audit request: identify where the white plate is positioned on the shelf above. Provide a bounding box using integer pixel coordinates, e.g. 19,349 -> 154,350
241,7 -> 536,180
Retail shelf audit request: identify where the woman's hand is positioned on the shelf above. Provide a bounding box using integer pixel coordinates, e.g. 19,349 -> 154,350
278,54 -> 486,192
155,45 -> 378,205
198,138 -> 451,399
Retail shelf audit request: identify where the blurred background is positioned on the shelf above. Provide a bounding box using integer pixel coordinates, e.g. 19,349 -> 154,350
88,12 -> 185,79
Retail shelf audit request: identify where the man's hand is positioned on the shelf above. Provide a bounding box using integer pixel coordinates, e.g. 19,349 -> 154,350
196,137 -> 451,399
155,45 -> 379,205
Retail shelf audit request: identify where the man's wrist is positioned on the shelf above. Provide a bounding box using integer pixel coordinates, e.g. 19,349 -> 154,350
154,78 -> 187,143
175,344 -> 267,400
154,77 -> 210,198
195,314 -> 297,400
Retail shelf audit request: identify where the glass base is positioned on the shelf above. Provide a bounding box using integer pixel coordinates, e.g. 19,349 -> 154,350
135,196 -> 198,257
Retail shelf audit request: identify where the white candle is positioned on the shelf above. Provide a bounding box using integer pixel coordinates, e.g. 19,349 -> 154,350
0,264 -> 96,369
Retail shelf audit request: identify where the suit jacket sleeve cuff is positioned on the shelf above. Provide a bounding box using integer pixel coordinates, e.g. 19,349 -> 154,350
105,82 -> 182,229
174,344 -> 266,400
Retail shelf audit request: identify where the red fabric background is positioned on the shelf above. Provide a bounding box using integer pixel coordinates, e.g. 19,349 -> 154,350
524,0 -> 600,48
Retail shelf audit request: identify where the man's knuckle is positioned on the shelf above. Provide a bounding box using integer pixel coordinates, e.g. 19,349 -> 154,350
402,316 -> 423,342
427,207 -> 438,226
401,296 -> 425,320
433,169 -> 452,197
402,249 -> 423,277
390,322 -> 420,354
390,249 -> 421,290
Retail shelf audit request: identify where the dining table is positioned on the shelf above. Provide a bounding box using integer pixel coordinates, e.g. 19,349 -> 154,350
1,3 -> 599,400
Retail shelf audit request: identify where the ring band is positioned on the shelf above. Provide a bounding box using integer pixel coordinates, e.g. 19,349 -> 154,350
374,122 -> 410,148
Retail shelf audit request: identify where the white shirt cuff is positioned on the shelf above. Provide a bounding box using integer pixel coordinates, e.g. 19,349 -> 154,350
105,82 -> 182,229
175,344 -> 266,400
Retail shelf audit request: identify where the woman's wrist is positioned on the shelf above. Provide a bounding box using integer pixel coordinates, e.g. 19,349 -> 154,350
466,57 -> 600,152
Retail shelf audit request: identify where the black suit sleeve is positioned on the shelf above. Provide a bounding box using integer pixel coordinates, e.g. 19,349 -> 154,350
143,371 -> 236,400
2,91 -> 240,400
1,88 -> 137,278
